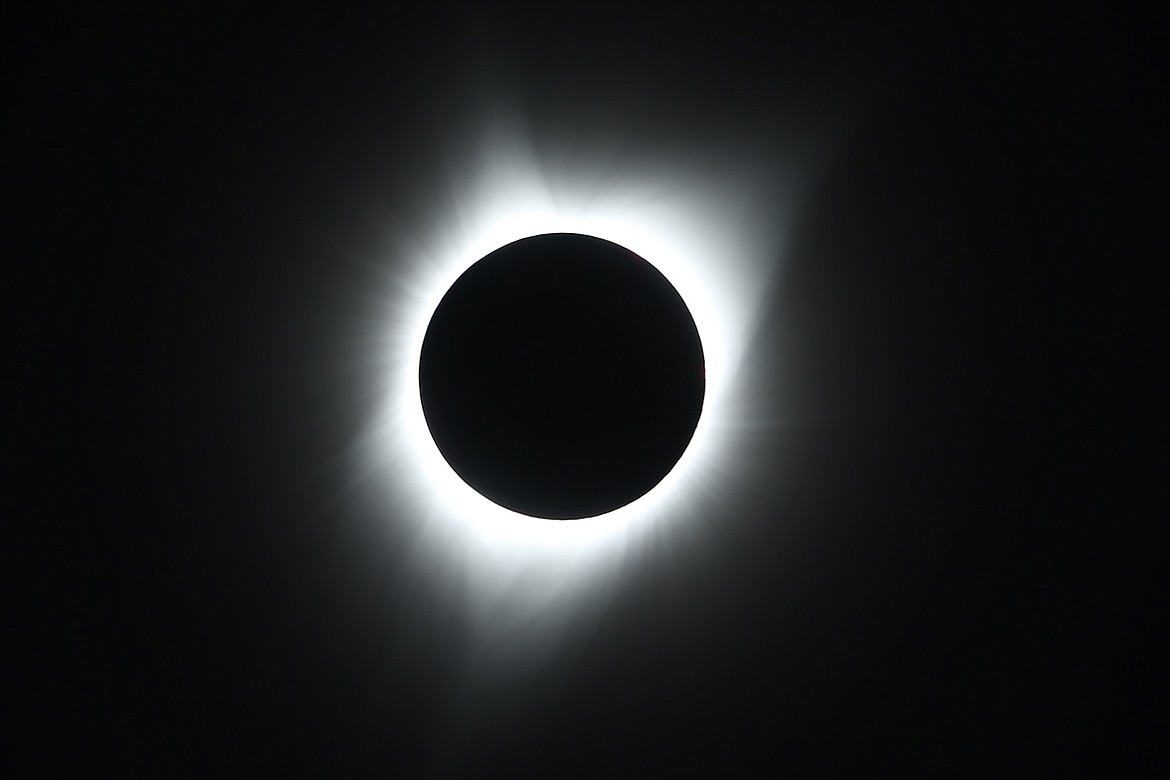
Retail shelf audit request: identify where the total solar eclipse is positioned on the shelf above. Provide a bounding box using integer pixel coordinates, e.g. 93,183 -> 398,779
419,233 -> 705,519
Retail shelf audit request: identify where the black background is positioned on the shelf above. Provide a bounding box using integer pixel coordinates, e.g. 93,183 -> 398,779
12,5 -> 1163,776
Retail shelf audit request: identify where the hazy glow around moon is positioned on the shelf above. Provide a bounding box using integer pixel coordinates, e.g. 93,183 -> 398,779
353,112 -> 801,653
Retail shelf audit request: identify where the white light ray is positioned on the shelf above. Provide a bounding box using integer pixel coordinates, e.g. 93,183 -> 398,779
352,113 -> 796,662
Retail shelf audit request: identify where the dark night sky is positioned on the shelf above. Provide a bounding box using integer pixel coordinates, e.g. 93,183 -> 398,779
13,5 -> 1163,776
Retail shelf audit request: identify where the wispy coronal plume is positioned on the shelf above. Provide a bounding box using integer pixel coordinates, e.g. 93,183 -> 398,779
348,109 -> 809,666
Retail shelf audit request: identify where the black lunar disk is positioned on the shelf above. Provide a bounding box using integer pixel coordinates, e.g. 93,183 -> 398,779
419,233 -> 705,519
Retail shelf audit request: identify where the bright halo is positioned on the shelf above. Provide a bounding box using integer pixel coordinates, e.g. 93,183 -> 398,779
353,114 -> 795,651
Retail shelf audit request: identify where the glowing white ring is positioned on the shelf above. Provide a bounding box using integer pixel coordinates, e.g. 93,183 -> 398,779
353,117 -> 793,644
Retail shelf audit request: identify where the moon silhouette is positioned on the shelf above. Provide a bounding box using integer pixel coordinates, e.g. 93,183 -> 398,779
419,233 -> 705,519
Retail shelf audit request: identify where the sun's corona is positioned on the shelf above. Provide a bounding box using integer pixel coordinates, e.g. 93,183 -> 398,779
354,121 -> 788,644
